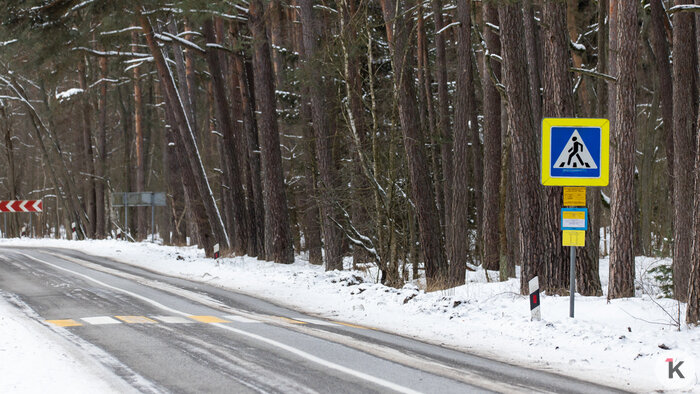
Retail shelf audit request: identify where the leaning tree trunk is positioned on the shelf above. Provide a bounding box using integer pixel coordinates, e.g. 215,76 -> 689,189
380,0 -> 448,289
498,2 -> 543,295
608,0 -> 637,299
140,15 -> 229,255
671,0 -> 696,303
248,0 -> 294,264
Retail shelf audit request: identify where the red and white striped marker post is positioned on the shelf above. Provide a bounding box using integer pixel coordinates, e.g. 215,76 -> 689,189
116,229 -> 122,240
529,276 -> 541,321
71,222 -> 77,240
213,243 -> 220,259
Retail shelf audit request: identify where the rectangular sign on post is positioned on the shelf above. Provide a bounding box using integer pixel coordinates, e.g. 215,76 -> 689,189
561,208 -> 588,230
112,192 -> 166,207
563,187 -> 586,206
541,118 -> 609,186
562,230 -> 586,247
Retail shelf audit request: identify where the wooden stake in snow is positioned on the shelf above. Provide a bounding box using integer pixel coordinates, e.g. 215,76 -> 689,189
213,243 -> 220,259
529,276 -> 541,321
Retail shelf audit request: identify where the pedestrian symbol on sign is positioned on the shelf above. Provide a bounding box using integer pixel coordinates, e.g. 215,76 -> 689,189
553,130 -> 598,170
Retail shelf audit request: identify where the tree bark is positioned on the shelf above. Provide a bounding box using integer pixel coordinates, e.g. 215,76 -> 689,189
431,0 -> 453,236
299,0 -> 343,271
608,0 -> 637,299
248,0 -> 294,264
498,2 -> 543,295
78,57 -> 96,238
203,18 -> 250,255
671,0 -> 696,302
482,3 -> 502,273
380,0 -> 448,289
140,15 -> 229,255
95,55 -> 107,239
448,0 -> 474,287
541,1 -> 574,294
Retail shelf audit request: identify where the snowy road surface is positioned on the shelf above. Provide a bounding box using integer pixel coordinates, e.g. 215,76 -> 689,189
0,247 -> 624,393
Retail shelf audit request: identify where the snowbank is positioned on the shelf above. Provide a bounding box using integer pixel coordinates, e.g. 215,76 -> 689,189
1,238 -> 698,392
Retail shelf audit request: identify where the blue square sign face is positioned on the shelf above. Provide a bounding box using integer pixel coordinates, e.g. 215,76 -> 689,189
541,118 -> 609,186
550,126 -> 601,178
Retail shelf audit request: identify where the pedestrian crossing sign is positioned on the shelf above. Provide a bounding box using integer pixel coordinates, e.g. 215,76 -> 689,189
541,118 -> 609,186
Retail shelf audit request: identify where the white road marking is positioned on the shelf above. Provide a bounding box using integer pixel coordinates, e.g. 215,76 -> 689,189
18,252 -> 421,394
81,316 -> 121,325
295,318 -> 339,326
222,315 -> 262,323
151,315 -> 194,324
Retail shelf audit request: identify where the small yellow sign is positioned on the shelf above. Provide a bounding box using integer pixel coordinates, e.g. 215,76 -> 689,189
562,230 -> 586,247
563,187 -> 586,206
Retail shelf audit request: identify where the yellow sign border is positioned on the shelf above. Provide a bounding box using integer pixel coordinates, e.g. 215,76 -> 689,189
541,118 -> 609,186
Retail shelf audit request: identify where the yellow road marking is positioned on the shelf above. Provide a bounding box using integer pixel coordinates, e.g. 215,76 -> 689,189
188,315 -> 230,323
277,317 -> 308,325
331,321 -> 372,330
47,319 -> 82,327
115,315 -> 157,324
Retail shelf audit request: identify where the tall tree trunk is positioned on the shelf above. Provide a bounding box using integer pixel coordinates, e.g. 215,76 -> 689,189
688,79 -> 700,325
140,15 -> 229,255
448,0 -> 474,287
432,0 -> 453,238
671,0 -> 696,302
203,18 -> 250,256
231,23 -> 266,258
380,0 -> 448,289
95,55 -> 107,238
541,1 -> 574,294
78,57 -> 96,238
522,1 -> 542,123
482,3 -> 502,273
498,2 -> 543,295
608,0 -> 637,299
299,0 -> 343,271
248,0 -> 294,264
130,31 -> 146,241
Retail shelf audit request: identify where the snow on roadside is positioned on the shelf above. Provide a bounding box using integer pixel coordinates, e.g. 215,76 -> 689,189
1,238 -> 698,392
0,291 -> 138,393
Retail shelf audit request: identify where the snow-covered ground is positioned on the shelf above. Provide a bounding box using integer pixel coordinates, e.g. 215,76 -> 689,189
1,238 -> 698,392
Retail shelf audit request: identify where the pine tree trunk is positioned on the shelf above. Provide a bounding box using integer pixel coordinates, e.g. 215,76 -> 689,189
498,2 -> 543,295
78,58 -> 96,238
431,0 -> 453,239
688,86 -> 700,325
608,0 -> 637,299
231,23 -> 266,258
203,18 -> 250,256
248,0 -> 294,264
140,15 -> 229,255
541,1 -> 574,294
299,0 -> 343,271
95,55 -> 107,238
448,0 -> 474,287
380,0 -> 448,289
482,3 -> 502,273
671,0 -> 695,302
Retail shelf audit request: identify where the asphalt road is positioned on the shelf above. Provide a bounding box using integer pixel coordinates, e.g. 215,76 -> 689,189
0,247 -> 626,393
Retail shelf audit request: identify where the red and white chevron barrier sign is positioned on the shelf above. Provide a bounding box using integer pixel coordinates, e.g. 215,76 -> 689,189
0,200 -> 43,212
